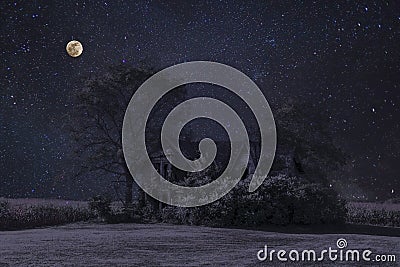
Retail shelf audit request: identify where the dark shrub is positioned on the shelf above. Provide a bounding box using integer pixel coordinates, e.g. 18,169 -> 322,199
88,195 -> 112,219
160,175 -> 347,227
88,195 -> 140,224
0,204 -> 93,231
0,201 -> 10,216
291,184 -> 347,224
346,202 -> 400,227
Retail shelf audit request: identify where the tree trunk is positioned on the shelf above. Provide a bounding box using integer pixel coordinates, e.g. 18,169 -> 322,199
125,174 -> 133,206
118,149 -> 134,216
137,186 -> 146,209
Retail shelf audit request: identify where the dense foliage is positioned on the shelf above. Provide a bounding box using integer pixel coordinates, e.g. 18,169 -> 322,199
88,195 -> 138,223
157,175 -> 347,227
346,202 -> 400,227
0,200 -> 94,231
88,195 -> 112,218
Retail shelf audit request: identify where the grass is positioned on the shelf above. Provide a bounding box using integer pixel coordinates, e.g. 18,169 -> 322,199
346,202 -> 400,227
1,223 -> 398,266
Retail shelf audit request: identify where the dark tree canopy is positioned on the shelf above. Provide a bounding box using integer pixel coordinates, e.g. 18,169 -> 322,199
68,64 -> 158,206
272,98 -> 347,184
68,64 -> 187,206
70,65 -> 154,177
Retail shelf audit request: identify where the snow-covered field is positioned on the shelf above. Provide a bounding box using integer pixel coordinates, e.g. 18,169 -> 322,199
0,223 -> 399,266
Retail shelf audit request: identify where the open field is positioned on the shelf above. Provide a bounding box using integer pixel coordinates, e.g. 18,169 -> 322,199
0,223 -> 399,266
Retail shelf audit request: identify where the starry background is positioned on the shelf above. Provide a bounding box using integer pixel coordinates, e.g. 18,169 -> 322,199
1,0 -> 399,201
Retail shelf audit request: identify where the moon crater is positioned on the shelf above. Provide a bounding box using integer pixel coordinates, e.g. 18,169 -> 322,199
66,40 -> 83,57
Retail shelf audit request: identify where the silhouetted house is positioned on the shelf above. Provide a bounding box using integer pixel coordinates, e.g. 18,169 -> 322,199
131,139 -> 304,210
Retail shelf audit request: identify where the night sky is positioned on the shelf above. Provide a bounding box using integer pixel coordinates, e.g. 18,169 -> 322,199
1,1 -> 399,201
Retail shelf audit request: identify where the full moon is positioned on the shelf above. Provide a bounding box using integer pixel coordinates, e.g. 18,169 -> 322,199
66,40 -> 83,57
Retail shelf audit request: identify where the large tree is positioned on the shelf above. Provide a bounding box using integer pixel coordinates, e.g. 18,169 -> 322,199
272,98 -> 347,184
69,63 -> 188,210
69,64 -> 156,209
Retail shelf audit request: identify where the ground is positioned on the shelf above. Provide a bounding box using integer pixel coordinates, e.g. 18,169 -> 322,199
0,223 -> 399,266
